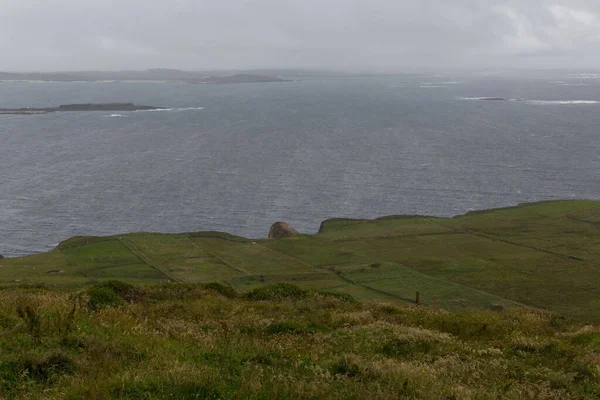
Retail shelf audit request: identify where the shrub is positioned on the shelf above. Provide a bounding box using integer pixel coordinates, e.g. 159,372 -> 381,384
16,302 -> 41,345
266,321 -> 321,335
242,351 -> 278,366
330,355 -> 364,377
97,280 -> 144,302
313,290 -> 356,303
87,286 -> 124,310
244,283 -> 308,301
381,337 -> 433,358
202,282 -> 238,298
22,351 -> 76,381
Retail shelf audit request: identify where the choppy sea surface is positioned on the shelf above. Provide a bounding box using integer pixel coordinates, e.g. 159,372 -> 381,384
1,73 -> 599,257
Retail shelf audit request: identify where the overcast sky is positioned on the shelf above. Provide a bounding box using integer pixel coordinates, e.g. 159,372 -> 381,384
1,0 -> 600,71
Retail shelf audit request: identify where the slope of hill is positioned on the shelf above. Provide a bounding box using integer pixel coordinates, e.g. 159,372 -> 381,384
2,200 -> 600,320
0,283 -> 599,399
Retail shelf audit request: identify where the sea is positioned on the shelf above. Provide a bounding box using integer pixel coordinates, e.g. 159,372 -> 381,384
1,72 -> 600,257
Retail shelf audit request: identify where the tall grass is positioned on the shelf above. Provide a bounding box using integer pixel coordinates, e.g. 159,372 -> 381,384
0,282 -> 598,399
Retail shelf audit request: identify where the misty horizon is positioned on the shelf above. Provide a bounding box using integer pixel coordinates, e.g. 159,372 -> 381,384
3,67 -> 600,75
2,1 -> 600,72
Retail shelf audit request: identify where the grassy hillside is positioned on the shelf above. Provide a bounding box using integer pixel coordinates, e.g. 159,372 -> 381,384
2,200 -> 600,320
1,283 -> 599,399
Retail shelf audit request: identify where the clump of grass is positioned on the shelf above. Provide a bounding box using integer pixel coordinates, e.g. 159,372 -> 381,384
245,283 -> 356,304
87,286 -> 124,310
242,350 -> 279,366
313,290 -> 356,303
16,301 -> 42,346
96,280 -> 145,302
202,282 -> 238,299
330,354 -> 364,377
145,282 -> 237,301
266,321 -> 327,335
244,283 -> 308,300
22,351 -> 76,381
381,337 -> 434,357
86,280 -> 149,310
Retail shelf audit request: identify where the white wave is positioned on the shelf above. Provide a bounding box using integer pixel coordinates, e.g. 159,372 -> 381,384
550,81 -> 589,86
421,81 -> 461,86
173,107 -> 204,112
458,97 -> 509,101
568,73 -> 600,79
526,100 -> 599,105
108,114 -> 125,117
135,106 -> 203,113
135,108 -> 174,112
419,85 -> 447,88
458,97 -> 597,105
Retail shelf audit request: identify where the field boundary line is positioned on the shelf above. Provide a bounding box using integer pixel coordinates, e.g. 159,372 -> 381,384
185,235 -> 251,276
467,231 -> 585,262
329,230 -> 461,243
118,237 -> 183,282
259,241 -> 416,304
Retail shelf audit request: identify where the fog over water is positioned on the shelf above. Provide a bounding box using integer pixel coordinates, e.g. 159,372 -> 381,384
1,74 -> 599,257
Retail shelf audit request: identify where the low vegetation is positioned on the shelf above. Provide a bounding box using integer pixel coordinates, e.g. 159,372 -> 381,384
1,282 -> 599,399
3,200 -> 600,322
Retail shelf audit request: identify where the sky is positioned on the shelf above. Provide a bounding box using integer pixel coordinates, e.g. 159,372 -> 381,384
1,0 -> 600,71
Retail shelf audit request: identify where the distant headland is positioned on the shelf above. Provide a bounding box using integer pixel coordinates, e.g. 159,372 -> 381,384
0,103 -> 165,115
200,74 -> 291,84
0,69 -> 299,84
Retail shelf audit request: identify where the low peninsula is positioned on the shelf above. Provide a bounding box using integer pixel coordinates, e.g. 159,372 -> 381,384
0,103 -> 166,115
0,69 -> 301,83
199,73 -> 292,84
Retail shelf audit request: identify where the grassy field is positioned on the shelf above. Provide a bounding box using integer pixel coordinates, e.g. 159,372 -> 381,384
2,200 -> 600,320
0,282 -> 599,399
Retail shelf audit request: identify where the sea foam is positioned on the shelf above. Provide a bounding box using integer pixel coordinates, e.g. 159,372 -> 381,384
526,100 -> 599,105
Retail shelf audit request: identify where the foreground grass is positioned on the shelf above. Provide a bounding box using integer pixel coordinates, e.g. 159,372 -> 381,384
1,282 -> 599,399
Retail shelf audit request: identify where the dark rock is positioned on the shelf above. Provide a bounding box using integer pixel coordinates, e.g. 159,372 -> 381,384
0,254 -> 3,259
268,222 -> 299,239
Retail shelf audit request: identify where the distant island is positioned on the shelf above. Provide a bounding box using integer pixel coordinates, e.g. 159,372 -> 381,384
0,69 -> 299,83
200,74 -> 291,84
0,103 -> 165,115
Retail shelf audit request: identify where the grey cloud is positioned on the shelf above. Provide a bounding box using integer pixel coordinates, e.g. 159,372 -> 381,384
1,0 -> 599,71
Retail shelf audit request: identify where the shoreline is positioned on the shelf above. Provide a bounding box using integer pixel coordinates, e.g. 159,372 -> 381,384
1,199 -> 594,259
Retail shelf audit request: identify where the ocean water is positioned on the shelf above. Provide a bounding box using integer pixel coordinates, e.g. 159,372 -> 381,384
1,73 -> 600,257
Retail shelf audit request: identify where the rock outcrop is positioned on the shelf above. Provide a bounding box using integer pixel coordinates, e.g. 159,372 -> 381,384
268,222 -> 299,239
